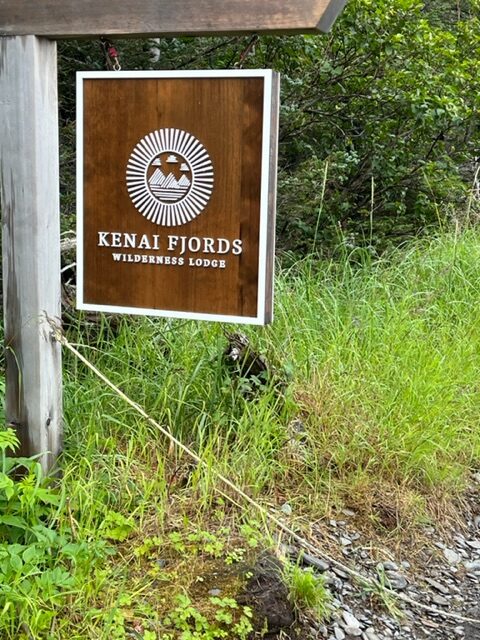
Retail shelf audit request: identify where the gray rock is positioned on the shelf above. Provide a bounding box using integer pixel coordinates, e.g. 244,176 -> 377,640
329,577 -> 344,592
301,552 -> 330,572
357,613 -> 370,624
382,561 -> 398,572
334,626 -> 346,640
465,560 -> 480,572
333,566 -> 350,580
386,572 -> 407,590
466,539 -> 480,550
383,617 -> 397,630
345,627 -> 362,637
467,574 -> 480,582
342,611 -> 361,630
443,548 -> 461,565
280,502 -> 292,516
424,577 -> 450,595
340,536 -> 352,546
363,629 -> 381,640
430,594 -> 449,606
208,588 -> 221,596
454,534 -> 467,548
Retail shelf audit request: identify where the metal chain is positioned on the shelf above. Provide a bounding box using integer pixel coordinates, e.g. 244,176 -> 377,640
100,37 -> 121,71
98,35 -> 257,72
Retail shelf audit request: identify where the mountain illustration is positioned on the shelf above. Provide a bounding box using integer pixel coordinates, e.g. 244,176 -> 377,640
149,167 -> 191,201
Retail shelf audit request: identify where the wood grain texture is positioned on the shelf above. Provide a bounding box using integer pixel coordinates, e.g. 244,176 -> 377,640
0,0 -> 347,37
0,36 -> 62,470
80,74 -> 277,322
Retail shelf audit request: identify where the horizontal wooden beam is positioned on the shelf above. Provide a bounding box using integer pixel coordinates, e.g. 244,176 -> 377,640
0,0 -> 347,38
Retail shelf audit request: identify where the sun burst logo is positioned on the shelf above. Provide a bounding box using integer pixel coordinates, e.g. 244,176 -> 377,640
126,128 -> 214,226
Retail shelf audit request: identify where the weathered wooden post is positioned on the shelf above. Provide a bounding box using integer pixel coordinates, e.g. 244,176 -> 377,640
0,0 -> 347,471
0,36 -> 62,471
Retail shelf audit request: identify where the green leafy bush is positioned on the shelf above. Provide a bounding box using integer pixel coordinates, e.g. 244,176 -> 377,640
0,429 -> 108,638
275,0 -> 480,252
58,0 -> 480,253
162,593 -> 253,640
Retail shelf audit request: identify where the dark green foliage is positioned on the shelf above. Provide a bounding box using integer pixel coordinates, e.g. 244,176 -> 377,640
274,0 -> 480,252
58,0 -> 480,253
0,429 -> 109,637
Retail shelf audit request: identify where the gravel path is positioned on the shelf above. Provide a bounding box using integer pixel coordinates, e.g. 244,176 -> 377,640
290,476 -> 480,639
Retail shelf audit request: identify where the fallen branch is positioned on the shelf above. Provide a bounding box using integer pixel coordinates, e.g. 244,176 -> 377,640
60,237 -> 76,253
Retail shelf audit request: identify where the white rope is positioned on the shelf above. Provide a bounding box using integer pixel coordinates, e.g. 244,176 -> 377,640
44,315 -> 480,627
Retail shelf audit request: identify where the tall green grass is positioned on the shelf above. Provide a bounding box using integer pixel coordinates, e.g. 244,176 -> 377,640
275,231 -> 480,491
3,230 -> 480,638
60,230 -> 480,526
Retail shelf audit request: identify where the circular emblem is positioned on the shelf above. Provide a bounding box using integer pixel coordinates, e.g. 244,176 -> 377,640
126,128 -> 214,226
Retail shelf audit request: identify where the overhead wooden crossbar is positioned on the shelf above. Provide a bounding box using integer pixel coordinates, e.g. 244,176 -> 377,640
0,0 -> 347,37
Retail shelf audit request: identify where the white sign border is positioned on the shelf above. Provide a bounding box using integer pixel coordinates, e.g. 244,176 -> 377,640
76,69 -> 277,326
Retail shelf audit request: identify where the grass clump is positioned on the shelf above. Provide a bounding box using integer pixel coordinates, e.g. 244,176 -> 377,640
286,564 -> 331,620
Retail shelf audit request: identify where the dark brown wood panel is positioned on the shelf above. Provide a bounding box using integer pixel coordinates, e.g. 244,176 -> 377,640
80,74 -> 277,322
0,0 -> 347,37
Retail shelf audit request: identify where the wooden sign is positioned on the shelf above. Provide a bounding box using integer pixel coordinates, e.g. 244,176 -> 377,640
1,0 -> 348,467
0,0 -> 348,37
77,70 -> 279,325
